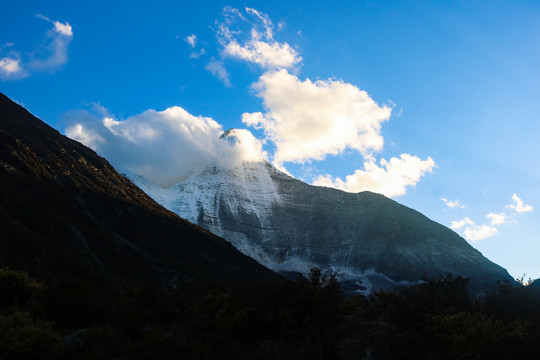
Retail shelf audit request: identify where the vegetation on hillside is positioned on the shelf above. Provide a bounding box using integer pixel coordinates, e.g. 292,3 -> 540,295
1,267 -> 539,359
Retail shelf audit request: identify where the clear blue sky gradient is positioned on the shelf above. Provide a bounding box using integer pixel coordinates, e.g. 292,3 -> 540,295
2,0 -> 539,279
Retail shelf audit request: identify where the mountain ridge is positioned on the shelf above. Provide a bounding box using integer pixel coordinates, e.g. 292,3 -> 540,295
0,92 -> 279,287
129,155 -> 513,292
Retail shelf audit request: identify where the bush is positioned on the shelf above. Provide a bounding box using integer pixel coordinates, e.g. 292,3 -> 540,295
0,267 -> 45,311
0,311 -> 60,360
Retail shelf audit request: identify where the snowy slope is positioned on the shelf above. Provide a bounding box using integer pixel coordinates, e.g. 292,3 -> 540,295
131,161 -> 281,267
126,131 -> 513,293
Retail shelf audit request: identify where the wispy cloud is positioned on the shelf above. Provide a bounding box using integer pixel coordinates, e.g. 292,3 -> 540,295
190,48 -> 206,59
216,6 -> 301,70
205,57 -> 231,86
184,34 -> 206,59
0,14 -> 73,80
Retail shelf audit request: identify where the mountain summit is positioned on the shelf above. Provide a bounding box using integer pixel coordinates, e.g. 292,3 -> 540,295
0,93 -> 278,286
130,156 -> 512,292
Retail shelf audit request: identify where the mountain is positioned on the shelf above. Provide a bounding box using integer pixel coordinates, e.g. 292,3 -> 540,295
0,93 -> 279,287
130,129 -> 513,292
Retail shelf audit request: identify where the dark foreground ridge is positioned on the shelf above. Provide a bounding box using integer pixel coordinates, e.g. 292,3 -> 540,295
0,92 -> 279,287
1,267 -> 539,359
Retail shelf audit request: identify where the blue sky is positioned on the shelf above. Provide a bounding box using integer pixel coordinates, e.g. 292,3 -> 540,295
1,0 -> 539,279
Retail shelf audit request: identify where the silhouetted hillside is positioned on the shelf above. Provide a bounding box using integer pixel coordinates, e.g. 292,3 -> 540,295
0,92 -> 279,287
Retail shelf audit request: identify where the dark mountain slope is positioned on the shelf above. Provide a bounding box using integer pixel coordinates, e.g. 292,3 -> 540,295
268,172 -> 512,283
0,93 -> 279,286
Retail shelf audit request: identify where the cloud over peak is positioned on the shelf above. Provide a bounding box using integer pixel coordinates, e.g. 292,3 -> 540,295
65,106 -> 265,188
205,57 -> 231,86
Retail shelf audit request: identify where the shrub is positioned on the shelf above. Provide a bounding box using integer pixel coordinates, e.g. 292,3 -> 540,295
0,267 -> 45,311
0,311 -> 60,360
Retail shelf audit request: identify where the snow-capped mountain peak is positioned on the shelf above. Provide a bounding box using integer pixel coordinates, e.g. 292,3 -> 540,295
128,157 -> 512,294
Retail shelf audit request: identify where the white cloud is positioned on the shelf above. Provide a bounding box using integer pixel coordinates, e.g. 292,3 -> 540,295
212,8 -> 432,199
216,8 -> 432,198
507,193 -> 533,214
486,212 -> 507,225
37,14 -> 73,36
242,69 -> 392,165
59,6 -> 438,201
450,217 -> 498,242
220,128 -> 266,163
450,193 -> 532,242
65,123 -> 104,150
217,7 -> 301,70
0,57 -> 23,78
54,21 -> 73,36
185,34 -> 197,48
222,38 -> 300,70
205,57 -> 231,86
0,15 -> 73,80
314,154 -> 434,197
450,217 -> 474,230
67,6 -> 430,200
64,106 -> 265,188
441,198 -> 463,209
450,217 -> 498,241
463,224 -> 498,242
